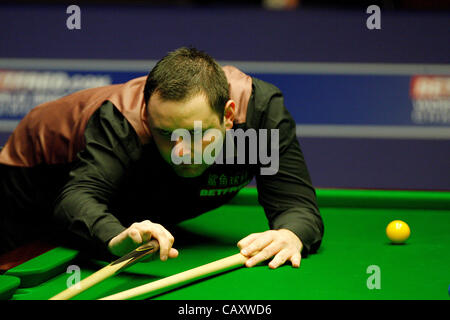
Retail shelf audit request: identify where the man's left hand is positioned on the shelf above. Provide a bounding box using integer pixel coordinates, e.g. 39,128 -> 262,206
237,229 -> 303,269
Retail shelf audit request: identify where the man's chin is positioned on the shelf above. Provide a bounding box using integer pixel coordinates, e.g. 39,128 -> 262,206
172,164 -> 207,178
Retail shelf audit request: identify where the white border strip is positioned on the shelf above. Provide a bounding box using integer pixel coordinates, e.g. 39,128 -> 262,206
296,124 -> 450,140
0,58 -> 449,75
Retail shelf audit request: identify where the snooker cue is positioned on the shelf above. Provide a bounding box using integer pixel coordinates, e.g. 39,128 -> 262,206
49,240 -> 160,300
99,252 -> 249,300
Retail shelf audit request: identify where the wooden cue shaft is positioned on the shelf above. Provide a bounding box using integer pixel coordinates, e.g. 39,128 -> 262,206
49,240 -> 160,300
99,253 -> 249,300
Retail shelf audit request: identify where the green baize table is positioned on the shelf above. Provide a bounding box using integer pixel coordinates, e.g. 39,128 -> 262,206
1,188 -> 449,300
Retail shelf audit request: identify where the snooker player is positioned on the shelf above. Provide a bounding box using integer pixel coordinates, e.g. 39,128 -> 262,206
0,47 -> 323,269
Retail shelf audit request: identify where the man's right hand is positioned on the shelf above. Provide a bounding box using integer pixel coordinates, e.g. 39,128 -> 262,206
108,220 -> 179,261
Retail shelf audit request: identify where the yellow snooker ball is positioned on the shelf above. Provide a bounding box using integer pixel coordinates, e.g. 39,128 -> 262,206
386,220 -> 410,243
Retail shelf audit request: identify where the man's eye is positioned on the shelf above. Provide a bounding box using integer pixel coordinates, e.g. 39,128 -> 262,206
190,129 -> 204,135
160,130 -> 172,137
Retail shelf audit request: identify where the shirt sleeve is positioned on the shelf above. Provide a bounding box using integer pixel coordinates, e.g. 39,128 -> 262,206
253,81 -> 324,256
53,101 -> 143,249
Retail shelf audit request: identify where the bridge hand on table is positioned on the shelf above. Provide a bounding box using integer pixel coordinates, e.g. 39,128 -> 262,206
237,229 -> 303,269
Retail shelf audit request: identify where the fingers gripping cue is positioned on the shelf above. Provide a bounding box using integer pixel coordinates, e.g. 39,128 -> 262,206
49,240 -> 160,300
99,253 -> 249,300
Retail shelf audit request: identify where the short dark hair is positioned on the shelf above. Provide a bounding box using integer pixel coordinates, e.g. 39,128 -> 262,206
144,47 -> 229,122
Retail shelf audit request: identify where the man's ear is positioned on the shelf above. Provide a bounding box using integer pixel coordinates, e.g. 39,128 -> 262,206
223,100 -> 235,129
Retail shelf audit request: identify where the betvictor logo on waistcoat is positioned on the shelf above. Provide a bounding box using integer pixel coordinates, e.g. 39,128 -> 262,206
200,171 -> 252,197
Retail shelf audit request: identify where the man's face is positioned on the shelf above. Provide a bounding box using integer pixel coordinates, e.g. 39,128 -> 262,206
147,92 -> 226,178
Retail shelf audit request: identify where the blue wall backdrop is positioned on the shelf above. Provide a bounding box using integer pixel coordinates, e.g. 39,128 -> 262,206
0,4 -> 449,190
